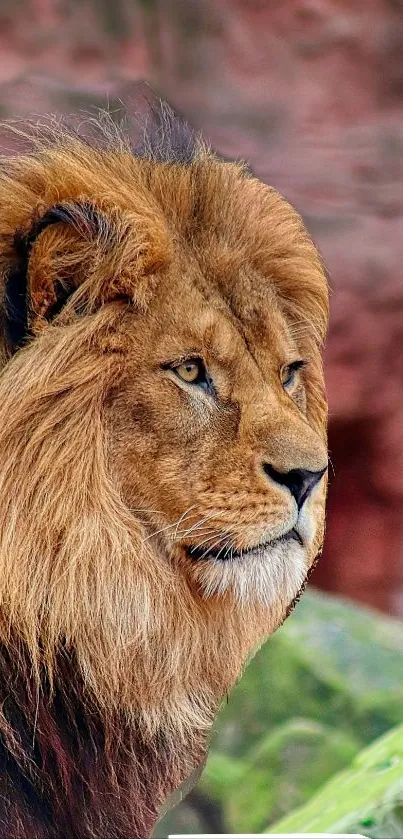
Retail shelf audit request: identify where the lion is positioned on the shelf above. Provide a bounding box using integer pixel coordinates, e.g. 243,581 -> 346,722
0,104 -> 328,838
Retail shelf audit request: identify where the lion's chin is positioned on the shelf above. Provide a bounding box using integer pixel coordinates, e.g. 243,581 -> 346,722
190,539 -> 308,608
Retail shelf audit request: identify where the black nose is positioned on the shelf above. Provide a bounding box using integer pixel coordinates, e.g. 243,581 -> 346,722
263,463 -> 327,510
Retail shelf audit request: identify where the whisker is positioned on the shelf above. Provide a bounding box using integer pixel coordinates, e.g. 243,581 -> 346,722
142,505 -> 217,544
141,505 -> 196,543
141,521 -> 179,543
191,532 -> 233,562
176,528 -> 221,545
175,511 -> 221,540
128,508 -> 163,515
215,537 -> 234,561
187,530 -> 224,551
171,505 -> 198,541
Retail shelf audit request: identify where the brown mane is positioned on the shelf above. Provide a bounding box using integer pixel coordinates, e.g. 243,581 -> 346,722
0,104 -> 328,838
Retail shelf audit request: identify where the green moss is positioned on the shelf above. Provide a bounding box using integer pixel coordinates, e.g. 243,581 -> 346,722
267,723 -> 403,837
158,589 -> 403,835
199,719 -> 358,832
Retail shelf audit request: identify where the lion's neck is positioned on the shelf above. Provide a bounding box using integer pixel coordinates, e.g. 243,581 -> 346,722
0,642 -> 207,839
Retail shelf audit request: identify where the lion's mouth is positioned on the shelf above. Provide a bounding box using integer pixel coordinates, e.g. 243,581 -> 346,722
187,528 -> 303,562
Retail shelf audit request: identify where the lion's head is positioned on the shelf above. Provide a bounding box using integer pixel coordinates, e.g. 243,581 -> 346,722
0,108 -> 328,744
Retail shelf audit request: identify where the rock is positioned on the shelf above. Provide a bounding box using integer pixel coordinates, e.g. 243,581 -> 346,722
267,723 -> 403,837
212,589 -> 403,757
200,719 -> 358,832
158,589 -> 403,834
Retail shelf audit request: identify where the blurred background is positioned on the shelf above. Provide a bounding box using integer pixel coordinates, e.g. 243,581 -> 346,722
1,1 -> 402,836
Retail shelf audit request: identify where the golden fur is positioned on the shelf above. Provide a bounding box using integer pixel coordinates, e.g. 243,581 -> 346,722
0,108 -> 328,833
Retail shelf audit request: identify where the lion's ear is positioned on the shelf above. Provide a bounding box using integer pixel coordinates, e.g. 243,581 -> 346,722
3,201 -> 109,354
3,200 -> 170,355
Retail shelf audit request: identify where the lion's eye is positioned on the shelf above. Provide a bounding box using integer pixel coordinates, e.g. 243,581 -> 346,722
170,358 -> 214,393
281,360 -> 306,389
176,360 -> 203,383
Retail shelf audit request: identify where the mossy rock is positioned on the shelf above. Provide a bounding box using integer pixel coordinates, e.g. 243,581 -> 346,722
212,589 -> 403,758
267,723 -> 403,837
198,718 -> 358,832
158,589 -> 403,835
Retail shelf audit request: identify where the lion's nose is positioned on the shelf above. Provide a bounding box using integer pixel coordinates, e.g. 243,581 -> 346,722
263,463 -> 327,510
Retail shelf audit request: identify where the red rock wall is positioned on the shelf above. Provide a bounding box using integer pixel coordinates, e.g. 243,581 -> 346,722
1,0 -> 402,614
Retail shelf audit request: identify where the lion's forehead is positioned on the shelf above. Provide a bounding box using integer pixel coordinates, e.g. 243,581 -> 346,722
147,263 -> 297,378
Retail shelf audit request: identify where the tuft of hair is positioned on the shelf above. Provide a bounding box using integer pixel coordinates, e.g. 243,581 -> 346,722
133,99 -> 205,164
